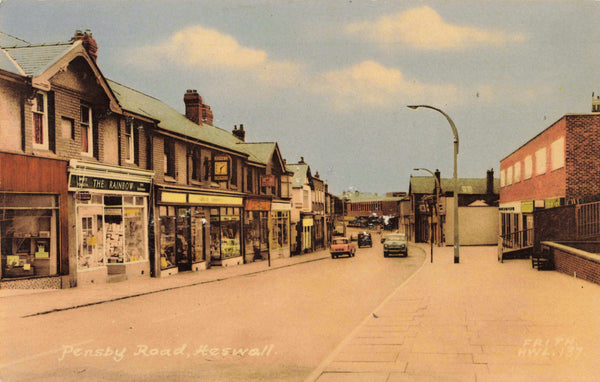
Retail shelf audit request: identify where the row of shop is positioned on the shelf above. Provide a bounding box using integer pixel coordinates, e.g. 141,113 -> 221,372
0,154 -> 291,288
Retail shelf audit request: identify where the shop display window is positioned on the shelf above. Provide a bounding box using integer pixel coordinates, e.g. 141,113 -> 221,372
270,211 -> 289,250
159,206 -> 177,269
0,194 -> 58,279
210,207 -> 241,260
77,194 -> 147,270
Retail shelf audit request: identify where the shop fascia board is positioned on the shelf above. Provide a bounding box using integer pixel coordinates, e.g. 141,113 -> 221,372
69,159 -> 154,183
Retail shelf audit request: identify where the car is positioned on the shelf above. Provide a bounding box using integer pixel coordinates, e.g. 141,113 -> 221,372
330,237 -> 356,259
383,233 -> 408,257
357,232 -> 372,248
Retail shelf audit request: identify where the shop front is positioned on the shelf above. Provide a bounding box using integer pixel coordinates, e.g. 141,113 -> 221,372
244,197 -> 270,263
157,189 -> 243,276
301,214 -> 314,253
69,161 -> 153,285
269,201 -> 291,258
0,152 -> 69,289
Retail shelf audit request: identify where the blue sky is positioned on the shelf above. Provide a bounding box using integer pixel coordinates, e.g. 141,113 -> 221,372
2,0 -> 600,195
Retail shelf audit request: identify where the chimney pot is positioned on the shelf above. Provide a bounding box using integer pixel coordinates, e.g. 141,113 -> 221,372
232,123 -> 246,141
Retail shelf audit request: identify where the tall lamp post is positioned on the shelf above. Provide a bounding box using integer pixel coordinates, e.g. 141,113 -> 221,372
414,167 -> 441,262
408,105 -> 460,263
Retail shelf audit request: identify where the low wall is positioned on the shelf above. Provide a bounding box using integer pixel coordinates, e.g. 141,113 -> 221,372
541,241 -> 600,285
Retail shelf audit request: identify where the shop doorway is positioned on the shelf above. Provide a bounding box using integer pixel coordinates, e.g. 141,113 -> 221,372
175,208 -> 192,271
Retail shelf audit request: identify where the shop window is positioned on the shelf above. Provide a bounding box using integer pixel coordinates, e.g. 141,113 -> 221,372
159,206 -> 177,269
124,207 -> 144,262
32,91 -> 48,150
210,207 -> 241,261
1,194 -> 58,279
81,104 -> 94,156
270,211 -> 289,250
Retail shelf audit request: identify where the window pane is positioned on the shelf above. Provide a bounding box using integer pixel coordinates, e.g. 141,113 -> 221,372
33,113 -> 44,144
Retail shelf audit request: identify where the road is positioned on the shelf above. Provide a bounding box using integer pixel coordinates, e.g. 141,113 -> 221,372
0,230 -> 425,382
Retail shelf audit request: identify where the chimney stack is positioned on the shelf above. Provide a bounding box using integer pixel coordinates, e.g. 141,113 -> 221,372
232,123 -> 246,141
487,169 -> 495,195
72,29 -> 98,61
184,89 -> 213,125
434,169 -> 441,192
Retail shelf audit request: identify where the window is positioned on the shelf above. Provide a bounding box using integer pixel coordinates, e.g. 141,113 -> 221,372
163,138 -> 175,178
124,120 -> 135,163
514,162 -> 521,183
507,166 -> 513,186
524,155 -> 533,179
500,169 -> 506,187
32,92 -> 48,150
231,158 -> 238,186
247,167 -> 253,193
81,104 -> 93,156
191,148 -> 202,181
61,117 -> 74,139
551,137 -> 565,170
535,147 -> 547,175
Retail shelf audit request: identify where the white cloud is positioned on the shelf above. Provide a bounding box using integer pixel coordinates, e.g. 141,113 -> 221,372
314,60 -> 463,110
130,25 -> 302,86
346,6 -> 526,50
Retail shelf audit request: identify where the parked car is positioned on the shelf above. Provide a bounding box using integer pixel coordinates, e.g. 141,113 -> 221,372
330,237 -> 356,259
383,233 -> 408,257
357,232 -> 372,248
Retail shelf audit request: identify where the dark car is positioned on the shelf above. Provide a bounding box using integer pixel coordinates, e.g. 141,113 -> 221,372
357,232 -> 372,248
383,233 -> 408,257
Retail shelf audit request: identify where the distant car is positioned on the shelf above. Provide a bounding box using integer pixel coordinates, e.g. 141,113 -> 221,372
383,233 -> 408,257
357,233 -> 372,248
330,237 -> 356,259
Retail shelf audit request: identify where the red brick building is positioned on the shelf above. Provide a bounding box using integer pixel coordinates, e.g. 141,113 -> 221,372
499,113 -> 600,250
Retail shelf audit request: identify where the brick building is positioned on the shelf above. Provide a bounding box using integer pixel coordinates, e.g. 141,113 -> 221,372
0,29 -> 297,288
499,113 -> 600,256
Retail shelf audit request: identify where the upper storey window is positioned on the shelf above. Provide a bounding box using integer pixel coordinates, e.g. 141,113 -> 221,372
125,120 -> 136,164
32,92 -> 48,150
81,104 -> 93,157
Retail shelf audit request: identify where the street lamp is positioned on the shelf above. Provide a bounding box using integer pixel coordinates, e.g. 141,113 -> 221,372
414,167 -> 441,262
408,105 -> 460,263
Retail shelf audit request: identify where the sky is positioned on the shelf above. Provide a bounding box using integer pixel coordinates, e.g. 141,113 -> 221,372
2,0 -> 600,196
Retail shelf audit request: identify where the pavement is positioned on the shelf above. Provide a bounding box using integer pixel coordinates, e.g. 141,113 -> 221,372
0,250 -> 330,319
306,244 -> 600,382
3,243 -> 600,381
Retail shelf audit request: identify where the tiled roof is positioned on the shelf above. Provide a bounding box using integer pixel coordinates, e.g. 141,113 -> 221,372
237,142 -> 276,165
2,42 -> 75,76
0,32 -> 31,48
286,163 -> 310,188
107,80 -> 248,155
409,176 -> 499,195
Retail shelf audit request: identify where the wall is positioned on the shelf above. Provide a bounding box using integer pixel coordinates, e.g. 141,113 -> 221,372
533,205 -> 576,250
500,117 -> 567,204
565,114 -> 600,201
0,79 -> 22,151
455,206 -> 499,245
543,242 -> 600,285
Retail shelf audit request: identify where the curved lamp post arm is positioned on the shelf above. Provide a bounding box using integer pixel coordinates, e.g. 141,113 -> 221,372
407,105 -> 459,153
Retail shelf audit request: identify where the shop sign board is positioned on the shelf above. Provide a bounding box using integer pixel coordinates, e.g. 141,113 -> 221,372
261,175 -> 276,187
188,194 -> 243,206
75,191 -> 92,201
521,200 -> 534,214
70,174 -> 150,193
245,198 -> 271,211
303,218 -> 314,227
545,198 -> 562,209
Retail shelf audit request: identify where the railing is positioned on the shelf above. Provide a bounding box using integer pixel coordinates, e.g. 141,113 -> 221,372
576,201 -> 600,239
500,228 -> 534,250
